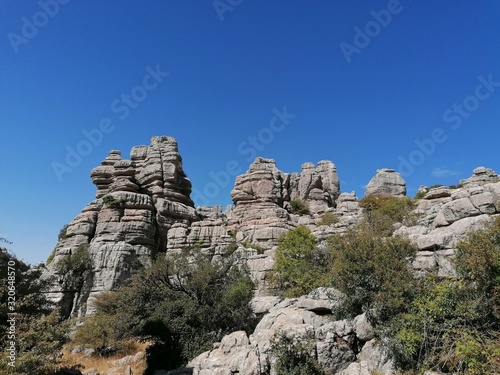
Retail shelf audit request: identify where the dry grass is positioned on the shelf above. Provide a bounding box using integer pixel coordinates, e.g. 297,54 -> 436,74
60,340 -> 149,375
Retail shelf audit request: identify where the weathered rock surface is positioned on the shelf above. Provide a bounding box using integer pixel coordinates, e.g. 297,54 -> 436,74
288,160 -> 340,213
229,157 -> 292,244
189,288 -> 391,375
228,157 -> 341,245
45,137 -> 198,317
365,169 -> 406,197
460,166 -> 499,187
394,173 -> 500,276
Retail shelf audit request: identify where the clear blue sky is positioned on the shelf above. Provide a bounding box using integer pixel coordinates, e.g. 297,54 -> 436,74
1,1 -> 499,264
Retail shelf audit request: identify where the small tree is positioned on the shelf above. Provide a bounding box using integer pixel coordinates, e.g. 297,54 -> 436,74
273,226 -> 332,297
359,195 -> 417,235
0,250 -> 71,374
55,244 -> 92,290
328,227 -> 417,320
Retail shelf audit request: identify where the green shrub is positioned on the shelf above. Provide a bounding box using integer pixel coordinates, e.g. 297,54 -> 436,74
55,243 -> 92,290
328,228 -> 417,320
46,248 -> 56,265
413,190 -> 426,200
455,216 -> 500,319
385,277 -> 500,374
318,212 -> 339,226
76,244 -> 257,369
272,226 -> 332,298
58,224 -> 69,240
359,195 -> 417,235
74,291 -> 130,355
250,243 -> 266,254
241,241 -> 266,254
2,309 -> 71,374
289,199 -> 309,215
102,195 -> 125,207
47,224 -> 70,265
269,331 -> 325,375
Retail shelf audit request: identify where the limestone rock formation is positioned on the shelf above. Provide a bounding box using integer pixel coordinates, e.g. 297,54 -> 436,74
460,166 -> 499,187
396,171 -> 500,276
45,136 -> 199,317
189,167 -> 500,374
45,140 -> 345,317
42,134 -> 500,375
365,169 -> 406,197
288,160 -> 340,213
228,157 -> 341,245
188,288 -> 393,375
228,157 -> 292,244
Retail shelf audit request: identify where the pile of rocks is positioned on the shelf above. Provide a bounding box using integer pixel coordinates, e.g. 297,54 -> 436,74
189,288 -> 392,375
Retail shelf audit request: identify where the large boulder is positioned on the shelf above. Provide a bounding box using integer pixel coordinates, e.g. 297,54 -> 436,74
365,169 -> 406,197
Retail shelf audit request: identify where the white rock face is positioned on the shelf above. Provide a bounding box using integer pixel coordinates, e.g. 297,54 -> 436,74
394,173 -> 500,276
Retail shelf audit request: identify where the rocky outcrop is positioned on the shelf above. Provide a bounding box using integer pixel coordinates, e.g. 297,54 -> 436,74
188,288 -> 392,375
188,167 -> 500,374
45,136 -> 199,317
460,166 -> 499,187
229,158 -> 341,245
396,175 -> 500,277
228,158 -> 292,244
45,140 -> 345,317
288,160 -> 340,213
43,134 -> 500,375
365,169 -> 406,197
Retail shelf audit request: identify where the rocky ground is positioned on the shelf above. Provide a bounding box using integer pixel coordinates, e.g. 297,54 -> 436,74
42,136 -> 500,374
